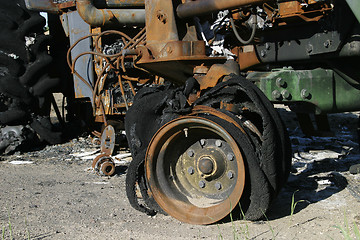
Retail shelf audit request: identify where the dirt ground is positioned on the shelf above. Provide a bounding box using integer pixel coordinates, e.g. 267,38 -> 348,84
1,106 -> 360,240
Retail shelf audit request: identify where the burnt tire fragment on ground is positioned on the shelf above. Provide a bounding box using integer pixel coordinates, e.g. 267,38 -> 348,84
0,0 -> 62,154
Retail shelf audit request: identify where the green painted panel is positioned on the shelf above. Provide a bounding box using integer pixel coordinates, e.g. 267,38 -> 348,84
251,68 -> 360,114
346,0 -> 360,23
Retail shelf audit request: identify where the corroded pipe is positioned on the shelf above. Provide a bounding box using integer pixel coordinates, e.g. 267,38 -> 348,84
176,0 -> 269,19
93,0 -> 145,8
76,0 -> 145,27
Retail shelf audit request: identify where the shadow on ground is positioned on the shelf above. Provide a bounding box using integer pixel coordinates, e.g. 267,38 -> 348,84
266,109 -> 360,220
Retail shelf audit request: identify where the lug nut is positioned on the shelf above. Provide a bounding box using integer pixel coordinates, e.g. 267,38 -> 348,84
301,89 -> 311,99
215,140 -> 222,147
272,90 -> 281,100
199,180 -> 206,188
200,139 -> 206,146
227,171 -> 234,179
187,149 -> 194,157
276,77 -> 286,88
265,42 -> 271,50
281,90 -> 291,100
227,153 -> 234,161
260,49 -> 267,57
188,166 -> 195,175
215,182 -> 222,190
324,40 -> 331,48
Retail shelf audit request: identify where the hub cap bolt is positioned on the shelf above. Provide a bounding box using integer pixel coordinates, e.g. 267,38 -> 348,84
227,153 -> 234,161
227,171 -> 234,179
281,89 -> 291,100
200,139 -> 206,146
276,77 -> 285,88
188,166 -> 195,175
199,180 -> 206,188
187,149 -> 194,157
301,89 -> 310,99
215,140 -> 222,147
198,158 -> 214,175
272,90 -> 281,100
215,182 -> 222,190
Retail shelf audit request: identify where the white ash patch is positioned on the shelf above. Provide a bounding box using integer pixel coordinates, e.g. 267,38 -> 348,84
25,36 -> 36,47
9,160 -> 33,165
0,50 -> 19,59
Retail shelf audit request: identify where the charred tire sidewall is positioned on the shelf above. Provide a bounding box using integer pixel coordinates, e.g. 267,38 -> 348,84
194,75 -> 291,195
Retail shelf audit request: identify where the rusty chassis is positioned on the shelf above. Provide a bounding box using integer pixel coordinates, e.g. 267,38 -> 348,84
22,0 -> 360,225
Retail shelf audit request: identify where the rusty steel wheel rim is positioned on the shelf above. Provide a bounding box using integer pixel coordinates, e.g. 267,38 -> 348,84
145,116 -> 245,225
92,153 -> 108,169
100,161 -> 116,176
92,154 -> 115,176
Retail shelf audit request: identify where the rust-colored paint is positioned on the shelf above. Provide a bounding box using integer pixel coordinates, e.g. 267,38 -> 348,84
232,45 -> 260,70
73,78 -> 88,98
194,61 -> 240,90
145,0 -> 179,46
191,105 -> 247,135
92,154 -> 116,176
136,39 -> 227,84
274,1 -> 332,24
58,1 -> 76,10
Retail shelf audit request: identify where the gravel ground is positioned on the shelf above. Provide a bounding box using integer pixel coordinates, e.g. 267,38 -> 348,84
1,107 -> 360,240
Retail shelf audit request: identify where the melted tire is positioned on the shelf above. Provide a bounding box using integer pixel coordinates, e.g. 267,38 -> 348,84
194,75 -> 292,220
125,75 -> 292,222
201,112 -> 272,221
0,0 -> 61,153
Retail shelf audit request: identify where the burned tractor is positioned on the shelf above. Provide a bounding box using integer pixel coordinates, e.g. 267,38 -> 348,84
1,0 -> 360,224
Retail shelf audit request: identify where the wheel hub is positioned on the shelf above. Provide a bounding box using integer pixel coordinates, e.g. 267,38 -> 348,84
178,138 -> 237,199
145,115 -> 246,224
198,157 -> 214,175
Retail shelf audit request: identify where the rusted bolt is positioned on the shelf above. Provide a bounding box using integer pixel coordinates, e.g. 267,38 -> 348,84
187,149 -> 195,157
324,40 -> 331,48
265,42 -> 271,50
215,140 -> 222,147
272,90 -> 281,100
199,180 -> 206,188
200,139 -> 206,146
301,89 -> 311,99
281,90 -> 291,100
227,171 -> 234,179
306,44 -> 313,53
276,77 -> 285,88
156,10 -> 167,24
260,50 -> 266,57
215,182 -> 222,190
188,166 -> 195,175
227,153 -> 234,161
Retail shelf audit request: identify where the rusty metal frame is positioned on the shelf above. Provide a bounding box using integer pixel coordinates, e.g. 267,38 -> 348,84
76,0 -> 145,27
